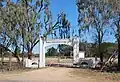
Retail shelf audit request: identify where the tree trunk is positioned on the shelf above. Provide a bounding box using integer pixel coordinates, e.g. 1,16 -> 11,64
118,18 -> 120,68
98,32 -> 103,63
117,13 -> 120,69
58,53 -> 60,63
100,52 -> 103,63
14,55 -> 21,65
0,48 -> 4,72
14,46 -> 21,65
8,54 -> 12,71
28,50 -> 32,60
118,39 -> 120,67
22,51 -> 24,68
22,27 -> 25,68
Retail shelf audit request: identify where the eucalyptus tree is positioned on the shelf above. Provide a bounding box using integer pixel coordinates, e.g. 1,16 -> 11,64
58,12 -> 71,39
104,0 -> 120,67
77,0 -> 112,63
19,0 -> 43,59
0,0 -> 71,61
19,0 -> 62,59
0,1 -> 22,63
55,12 -> 71,57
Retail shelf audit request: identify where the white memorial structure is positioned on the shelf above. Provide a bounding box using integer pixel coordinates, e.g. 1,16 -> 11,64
25,36 -> 84,68
39,36 -> 80,67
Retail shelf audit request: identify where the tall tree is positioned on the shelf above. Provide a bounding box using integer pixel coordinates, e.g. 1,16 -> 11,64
19,0 -> 45,59
0,0 -> 66,60
0,1 -> 22,64
104,0 -> 120,67
19,0 -> 60,59
77,0 -> 112,63
56,12 -> 71,58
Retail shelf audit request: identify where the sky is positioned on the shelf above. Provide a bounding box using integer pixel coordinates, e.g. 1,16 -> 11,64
33,0 -> 79,54
50,0 -> 78,28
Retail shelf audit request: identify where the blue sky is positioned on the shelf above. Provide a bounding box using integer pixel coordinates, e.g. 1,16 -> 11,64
50,0 -> 78,28
49,0 -> 79,38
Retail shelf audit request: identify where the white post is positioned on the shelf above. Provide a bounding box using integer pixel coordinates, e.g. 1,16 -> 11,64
73,36 -> 79,64
39,36 -> 44,67
76,37 -> 79,62
39,36 -> 46,68
42,41 -> 45,67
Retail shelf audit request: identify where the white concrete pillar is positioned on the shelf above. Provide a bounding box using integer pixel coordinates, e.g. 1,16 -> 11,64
39,36 -> 44,67
73,36 -> 79,64
43,43 -> 45,67
42,41 -> 45,67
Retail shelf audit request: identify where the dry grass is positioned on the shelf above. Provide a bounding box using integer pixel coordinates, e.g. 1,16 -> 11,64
70,68 -> 120,82
0,67 -> 120,82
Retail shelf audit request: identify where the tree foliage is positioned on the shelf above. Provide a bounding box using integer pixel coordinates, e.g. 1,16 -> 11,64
0,1 -> 22,63
58,44 -> 73,57
45,47 -> 57,57
104,0 -> 120,67
0,0 -> 69,61
77,0 -> 112,63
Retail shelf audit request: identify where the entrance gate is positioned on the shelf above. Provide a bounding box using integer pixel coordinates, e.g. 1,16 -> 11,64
39,36 -> 79,67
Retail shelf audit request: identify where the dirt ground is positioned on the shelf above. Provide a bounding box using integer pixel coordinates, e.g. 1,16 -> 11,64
0,57 -> 120,82
0,67 -> 120,82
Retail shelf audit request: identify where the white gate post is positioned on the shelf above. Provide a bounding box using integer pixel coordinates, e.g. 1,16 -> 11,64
39,36 -> 46,68
39,36 -> 44,67
73,36 -> 79,64
43,41 -> 45,67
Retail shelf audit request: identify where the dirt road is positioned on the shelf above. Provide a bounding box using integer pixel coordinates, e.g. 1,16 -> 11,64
0,67 -> 78,82
0,67 -> 119,82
